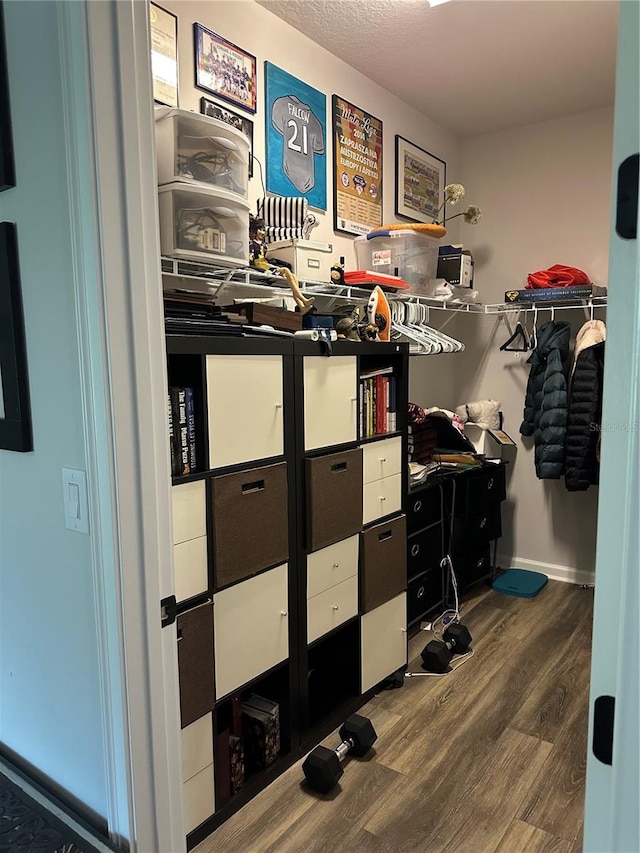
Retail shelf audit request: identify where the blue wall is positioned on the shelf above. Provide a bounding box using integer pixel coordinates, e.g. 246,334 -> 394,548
0,1 -> 107,818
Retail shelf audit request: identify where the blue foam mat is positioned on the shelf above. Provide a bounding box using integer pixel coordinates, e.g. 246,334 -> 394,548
492,568 -> 548,598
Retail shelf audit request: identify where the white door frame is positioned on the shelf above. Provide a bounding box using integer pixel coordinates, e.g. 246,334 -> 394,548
584,0 -> 640,849
59,1 -> 184,850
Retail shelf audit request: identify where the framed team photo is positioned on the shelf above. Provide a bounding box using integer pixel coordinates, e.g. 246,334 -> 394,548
395,136 -> 446,224
149,3 -> 178,108
264,62 -> 327,211
200,97 -> 254,177
332,95 -> 383,236
194,24 -> 256,114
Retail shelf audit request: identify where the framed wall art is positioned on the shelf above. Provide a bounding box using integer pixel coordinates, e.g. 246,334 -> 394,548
149,2 -> 179,108
200,97 -> 254,177
0,2 -> 15,192
395,136 -> 446,224
332,95 -> 383,236
194,24 -> 256,114
265,62 -> 326,211
0,222 -> 32,452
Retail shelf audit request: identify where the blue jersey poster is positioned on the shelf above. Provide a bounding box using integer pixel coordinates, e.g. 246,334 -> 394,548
265,62 -> 327,211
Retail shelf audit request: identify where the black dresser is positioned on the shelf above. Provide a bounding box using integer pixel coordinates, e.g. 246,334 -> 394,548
406,462 -> 507,629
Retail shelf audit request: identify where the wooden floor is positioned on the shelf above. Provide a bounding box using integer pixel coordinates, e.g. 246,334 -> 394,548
196,580 -> 593,853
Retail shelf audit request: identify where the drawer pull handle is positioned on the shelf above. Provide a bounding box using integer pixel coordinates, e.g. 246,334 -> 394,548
380,495 -> 386,501
477,559 -> 484,569
417,585 -> 425,599
411,544 -> 420,557
378,530 -> 392,542
480,517 -> 487,529
379,457 -> 387,463
414,500 -> 422,512
242,479 -> 265,494
333,562 -> 340,568
488,478 -> 494,489
401,628 -> 407,634
331,462 -> 347,473
332,605 -> 339,611
280,610 -> 288,617
275,403 -> 283,409
351,397 -> 357,402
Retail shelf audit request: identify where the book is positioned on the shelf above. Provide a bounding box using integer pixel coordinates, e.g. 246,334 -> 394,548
360,365 -> 394,379
241,704 -> 279,770
504,284 -> 606,303
184,387 -> 197,474
243,694 -> 280,753
169,387 -> 189,476
167,392 -> 179,476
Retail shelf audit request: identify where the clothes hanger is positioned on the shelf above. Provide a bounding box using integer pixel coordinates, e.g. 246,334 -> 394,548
499,317 -> 529,352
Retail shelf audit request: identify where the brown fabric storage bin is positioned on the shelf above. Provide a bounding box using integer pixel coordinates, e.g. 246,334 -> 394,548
360,515 -> 407,613
177,602 -> 214,728
210,462 -> 289,588
306,448 -> 363,552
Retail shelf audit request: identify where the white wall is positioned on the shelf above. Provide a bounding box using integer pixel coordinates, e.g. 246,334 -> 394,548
163,0 -> 460,269
0,2 -> 107,819
457,107 -> 614,578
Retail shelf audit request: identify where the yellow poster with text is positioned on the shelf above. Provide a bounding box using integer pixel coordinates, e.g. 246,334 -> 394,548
333,96 -> 383,236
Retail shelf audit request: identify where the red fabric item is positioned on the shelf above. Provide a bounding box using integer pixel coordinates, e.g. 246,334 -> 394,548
526,264 -> 590,289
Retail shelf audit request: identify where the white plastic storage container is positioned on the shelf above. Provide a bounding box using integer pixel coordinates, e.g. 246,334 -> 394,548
155,107 -> 250,200
354,229 -> 439,292
267,239 -> 333,284
158,183 -> 250,266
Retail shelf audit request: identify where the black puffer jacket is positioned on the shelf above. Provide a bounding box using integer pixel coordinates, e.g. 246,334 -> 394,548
519,321 -> 571,479
565,321 -> 606,491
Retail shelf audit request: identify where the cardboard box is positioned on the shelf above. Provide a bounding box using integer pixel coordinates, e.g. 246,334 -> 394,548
267,238 -> 333,283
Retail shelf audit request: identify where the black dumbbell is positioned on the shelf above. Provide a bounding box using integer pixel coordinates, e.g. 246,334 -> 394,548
302,714 -> 377,794
421,623 -> 472,673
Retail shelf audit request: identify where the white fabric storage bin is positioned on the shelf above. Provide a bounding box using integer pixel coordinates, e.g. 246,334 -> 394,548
159,183 -> 250,267
354,229 -> 439,292
155,107 -> 250,200
267,239 -> 333,283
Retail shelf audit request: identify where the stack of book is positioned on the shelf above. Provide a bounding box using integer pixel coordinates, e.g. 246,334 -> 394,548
241,695 -> 280,771
168,386 -> 197,476
408,423 -> 437,465
359,366 -> 397,438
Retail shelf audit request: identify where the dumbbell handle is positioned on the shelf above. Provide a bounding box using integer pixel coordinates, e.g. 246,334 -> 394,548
335,738 -> 355,760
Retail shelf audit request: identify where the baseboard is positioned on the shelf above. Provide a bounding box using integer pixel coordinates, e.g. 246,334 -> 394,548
496,554 -> 595,586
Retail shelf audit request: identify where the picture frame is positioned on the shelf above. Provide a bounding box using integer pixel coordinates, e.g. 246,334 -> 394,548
0,2 -> 15,192
200,97 -> 254,178
332,95 -> 383,236
149,2 -> 179,108
194,24 -> 256,114
395,135 -> 446,224
0,222 -> 33,452
264,61 -> 326,211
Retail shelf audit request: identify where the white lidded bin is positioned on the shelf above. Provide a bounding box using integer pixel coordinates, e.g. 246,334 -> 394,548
354,229 -> 440,292
267,239 -> 333,283
155,107 -> 250,200
158,183 -> 250,267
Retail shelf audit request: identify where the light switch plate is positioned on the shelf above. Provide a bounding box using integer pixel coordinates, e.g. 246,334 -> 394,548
62,467 -> 89,534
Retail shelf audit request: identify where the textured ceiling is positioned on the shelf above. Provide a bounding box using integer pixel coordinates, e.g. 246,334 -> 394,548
258,0 -> 618,138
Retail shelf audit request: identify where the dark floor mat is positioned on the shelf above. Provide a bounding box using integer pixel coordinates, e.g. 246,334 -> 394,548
0,773 -> 103,853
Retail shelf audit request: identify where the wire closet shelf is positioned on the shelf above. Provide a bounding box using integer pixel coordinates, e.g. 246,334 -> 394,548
160,257 -> 608,315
